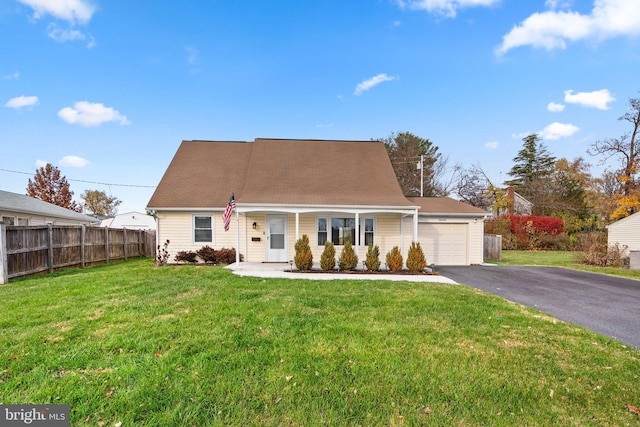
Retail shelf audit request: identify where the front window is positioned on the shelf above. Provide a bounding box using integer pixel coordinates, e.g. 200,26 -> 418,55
317,218 -> 327,246
332,218 -> 356,246
364,218 -> 374,246
194,215 -> 213,242
2,216 -> 15,226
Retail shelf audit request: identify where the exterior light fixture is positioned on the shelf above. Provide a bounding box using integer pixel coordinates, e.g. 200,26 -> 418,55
252,222 -> 257,230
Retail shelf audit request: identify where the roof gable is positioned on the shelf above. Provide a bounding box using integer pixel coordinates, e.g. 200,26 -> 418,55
148,138 -> 414,208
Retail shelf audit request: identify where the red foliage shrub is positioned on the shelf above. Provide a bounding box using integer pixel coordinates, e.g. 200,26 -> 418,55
509,215 -> 564,235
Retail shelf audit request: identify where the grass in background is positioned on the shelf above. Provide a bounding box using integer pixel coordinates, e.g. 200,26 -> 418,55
488,250 -> 640,280
1,259 -> 639,425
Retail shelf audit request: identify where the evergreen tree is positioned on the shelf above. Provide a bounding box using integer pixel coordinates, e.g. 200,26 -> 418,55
505,134 -> 556,188
382,131 -> 448,197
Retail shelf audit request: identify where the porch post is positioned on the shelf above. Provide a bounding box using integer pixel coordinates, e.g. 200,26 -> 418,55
295,212 -> 299,241
354,213 -> 360,254
413,209 -> 419,242
235,210 -> 240,264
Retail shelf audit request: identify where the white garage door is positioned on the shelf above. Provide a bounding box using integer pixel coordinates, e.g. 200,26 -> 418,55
419,223 -> 468,266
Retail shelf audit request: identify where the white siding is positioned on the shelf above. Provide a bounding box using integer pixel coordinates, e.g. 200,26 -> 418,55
157,210 -> 247,261
608,212 -> 640,252
405,216 -> 485,266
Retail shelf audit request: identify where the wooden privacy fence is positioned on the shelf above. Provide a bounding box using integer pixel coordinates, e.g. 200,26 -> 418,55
484,234 -> 502,260
0,223 -> 156,284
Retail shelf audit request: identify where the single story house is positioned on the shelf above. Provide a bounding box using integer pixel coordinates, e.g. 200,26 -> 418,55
0,189 -> 97,226
147,138 -> 488,266
101,211 -> 157,230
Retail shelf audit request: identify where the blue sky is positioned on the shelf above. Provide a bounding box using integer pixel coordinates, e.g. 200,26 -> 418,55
2,0 -> 639,213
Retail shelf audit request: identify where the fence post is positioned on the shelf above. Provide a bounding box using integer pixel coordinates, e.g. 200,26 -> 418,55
47,224 -> 54,273
123,228 -> 128,261
138,229 -> 143,257
0,222 -> 7,285
80,225 -> 86,268
105,227 -> 109,264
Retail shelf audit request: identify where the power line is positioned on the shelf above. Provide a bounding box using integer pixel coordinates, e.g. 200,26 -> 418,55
0,167 -> 155,188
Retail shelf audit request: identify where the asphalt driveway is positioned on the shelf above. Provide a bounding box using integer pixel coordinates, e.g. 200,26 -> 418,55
437,265 -> 640,349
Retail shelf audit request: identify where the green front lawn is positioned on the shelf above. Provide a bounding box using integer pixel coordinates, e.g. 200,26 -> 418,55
487,250 -> 640,280
1,259 -> 639,425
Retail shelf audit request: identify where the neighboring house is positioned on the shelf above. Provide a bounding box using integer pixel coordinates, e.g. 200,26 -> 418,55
607,211 -> 640,253
101,211 -> 157,230
0,189 -> 97,226
147,138 -> 487,266
492,187 -> 533,217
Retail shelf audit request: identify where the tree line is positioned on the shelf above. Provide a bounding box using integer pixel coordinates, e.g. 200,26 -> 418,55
383,92 -> 640,232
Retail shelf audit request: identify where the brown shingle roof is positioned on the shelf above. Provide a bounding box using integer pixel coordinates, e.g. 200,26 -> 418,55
148,138 -> 414,209
407,197 -> 489,215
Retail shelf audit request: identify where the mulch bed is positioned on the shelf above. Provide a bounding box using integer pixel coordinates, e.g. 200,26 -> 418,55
286,269 -> 439,276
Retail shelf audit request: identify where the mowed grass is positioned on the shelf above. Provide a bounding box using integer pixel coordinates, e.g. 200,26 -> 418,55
1,259 -> 639,426
488,250 -> 640,280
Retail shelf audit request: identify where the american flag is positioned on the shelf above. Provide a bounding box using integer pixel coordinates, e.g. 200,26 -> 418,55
223,193 -> 235,231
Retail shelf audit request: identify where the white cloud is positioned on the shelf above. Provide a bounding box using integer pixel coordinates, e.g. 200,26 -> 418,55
497,0 -> 640,54
354,74 -> 396,95
511,131 -> 531,139
18,0 -> 96,25
484,141 -> 499,149
5,95 -> 39,109
47,23 -> 85,42
392,20 -> 401,27
58,101 -> 131,126
540,122 -> 579,140
35,159 -> 48,168
59,155 -> 89,168
395,0 -> 500,18
4,71 -> 20,80
564,89 -> 615,110
547,102 -> 565,112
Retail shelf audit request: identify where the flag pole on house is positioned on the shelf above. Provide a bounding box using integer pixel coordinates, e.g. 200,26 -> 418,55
223,193 -> 235,232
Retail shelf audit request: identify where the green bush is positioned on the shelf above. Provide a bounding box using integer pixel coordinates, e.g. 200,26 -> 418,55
385,246 -> 403,272
320,241 -> 336,271
294,234 -> 314,271
365,243 -> 381,271
338,240 -> 358,271
406,242 -> 427,272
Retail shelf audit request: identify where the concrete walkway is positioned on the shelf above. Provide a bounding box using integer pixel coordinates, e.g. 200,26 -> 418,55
226,262 -> 458,284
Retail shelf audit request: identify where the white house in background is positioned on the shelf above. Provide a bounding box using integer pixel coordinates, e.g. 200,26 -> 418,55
607,211 -> 640,253
147,138 -> 488,266
101,211 -> 157,230
0,189 -> 97,226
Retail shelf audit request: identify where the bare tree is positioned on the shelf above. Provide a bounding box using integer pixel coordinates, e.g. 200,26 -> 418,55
588,94 -> 640,218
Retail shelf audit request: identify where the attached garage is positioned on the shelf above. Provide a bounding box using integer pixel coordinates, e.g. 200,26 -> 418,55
419,222 -> 469,265
405,197 -> 488,266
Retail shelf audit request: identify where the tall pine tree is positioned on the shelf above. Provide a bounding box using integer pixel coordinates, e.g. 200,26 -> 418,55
504,134 -> 556,215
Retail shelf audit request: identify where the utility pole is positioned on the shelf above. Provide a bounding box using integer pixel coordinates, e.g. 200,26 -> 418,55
416,154 -> 424,197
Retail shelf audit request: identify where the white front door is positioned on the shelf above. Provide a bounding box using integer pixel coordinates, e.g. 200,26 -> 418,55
266,215 -> 288,262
